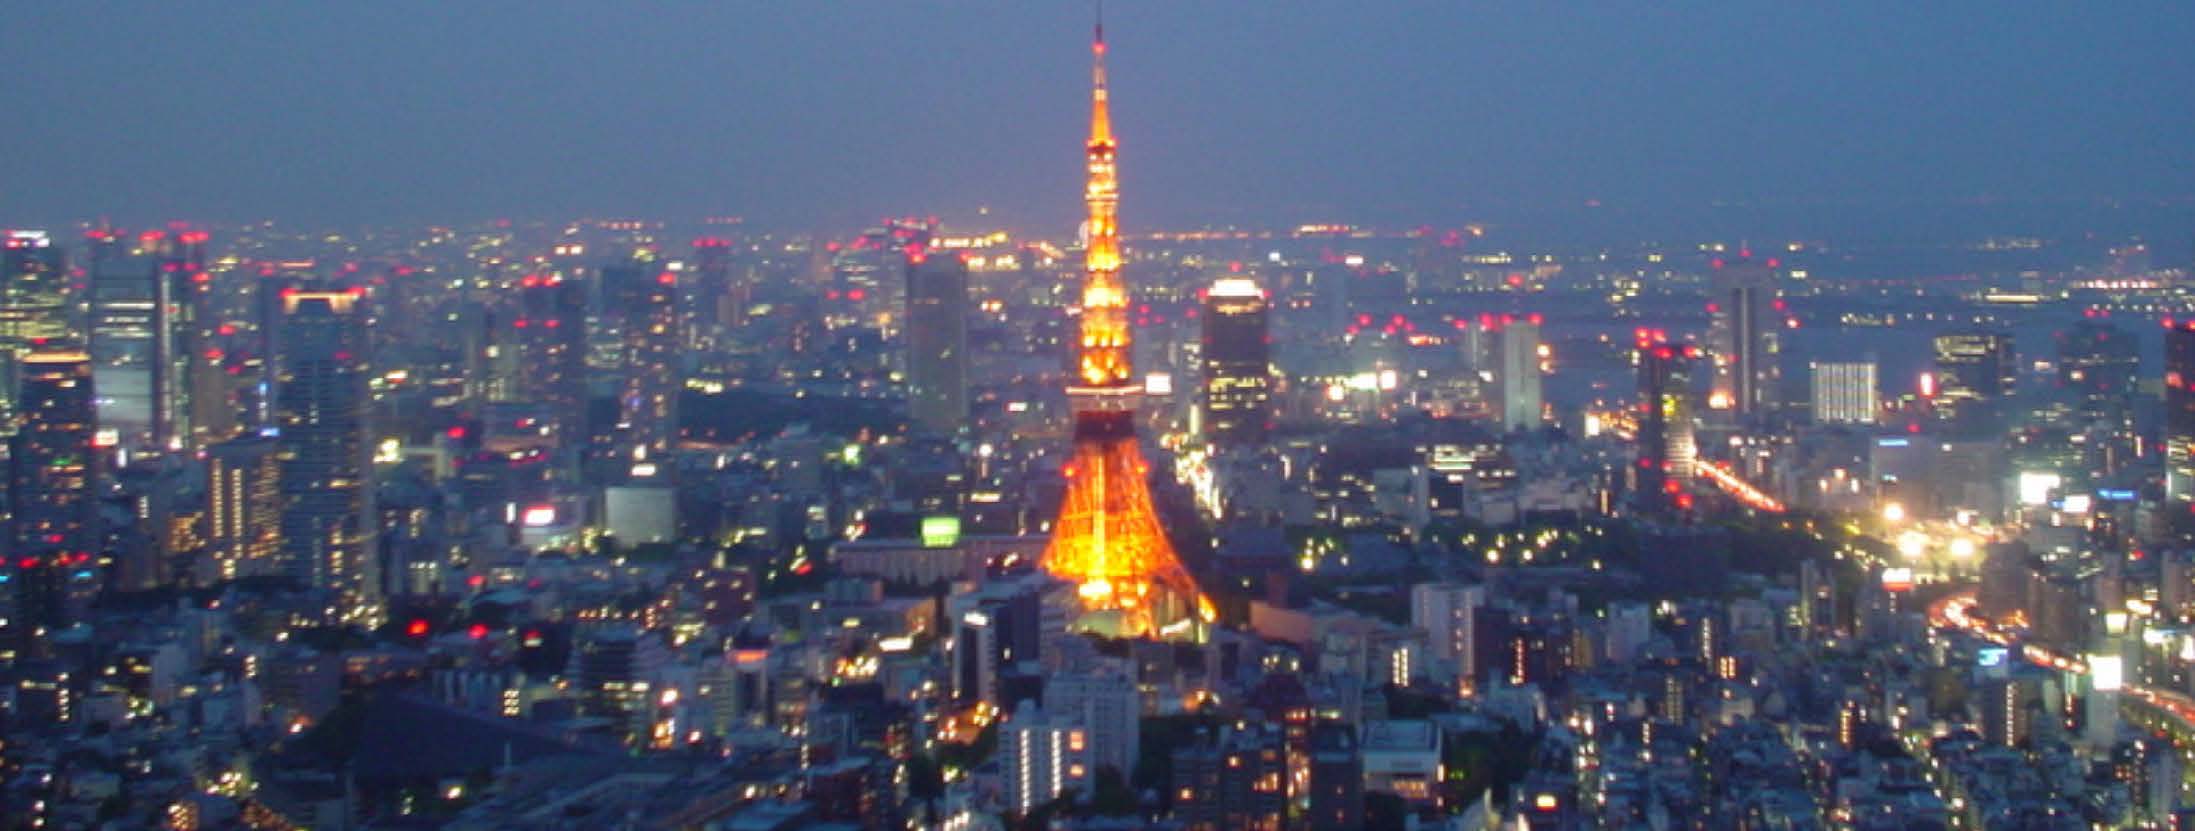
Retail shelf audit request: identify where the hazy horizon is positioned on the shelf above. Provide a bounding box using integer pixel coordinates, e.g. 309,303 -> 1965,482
5,2 -> 2193,241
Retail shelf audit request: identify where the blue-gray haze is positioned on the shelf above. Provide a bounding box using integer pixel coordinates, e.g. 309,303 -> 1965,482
3,2 -> 2191,242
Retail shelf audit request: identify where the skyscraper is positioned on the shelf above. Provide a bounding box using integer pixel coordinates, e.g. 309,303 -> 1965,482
2057,319 -> 2139,474
0,231 -> 70,431
602,257 -> 679,458
514,273 -> 588,443
2164,322 -> 2195,528
205,435 -> 282,584
1041,23 -> 1213,636
1637,339 -> 1698,511
1200,277 -> 1270,447
88,231 -> 159,448
4,349 -> 101,644
1485,314 -> 1543,432
1810,360 -> 1878,425
1933,330 -> 2016,435
904,250 -> 970,435
1710,254 -> 1782,424
158,230 -> 214,451
274,291 -> 378,621
693,237 -> 744,343
85,228 -> 208,452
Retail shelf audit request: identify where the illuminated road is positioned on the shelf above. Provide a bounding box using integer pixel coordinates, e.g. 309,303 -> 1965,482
1927,588 -> 2195,730
1694,460 -> 1784,513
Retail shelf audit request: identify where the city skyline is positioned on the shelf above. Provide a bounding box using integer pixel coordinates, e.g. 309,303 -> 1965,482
7,6 -> 2195,830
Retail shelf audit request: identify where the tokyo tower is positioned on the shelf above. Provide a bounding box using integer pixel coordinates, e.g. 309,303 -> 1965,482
1041,19 -> 1215,637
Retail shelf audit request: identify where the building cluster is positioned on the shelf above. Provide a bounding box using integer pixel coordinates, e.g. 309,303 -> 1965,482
12,26 -> 2195,831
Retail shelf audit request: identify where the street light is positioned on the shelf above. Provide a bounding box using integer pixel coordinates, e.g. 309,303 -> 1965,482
1897,531 -> 1928,559
1882,502 -> 1906,524
1948,538 -> 1976,558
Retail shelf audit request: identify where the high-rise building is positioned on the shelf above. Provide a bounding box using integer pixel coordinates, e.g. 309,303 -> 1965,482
600,257 -> 680,460
1040,23 -> 1212,636
1809,360 -> 1878,425
1710,254 -> 1783,424
205,435 -> 282,584
2165,322 -> 2195,528
1171,723 -> 1287,831
0,231 -> 71,431
4,349 -> 101,645
1483,314 -> 1542,432
1306,722 -> 1364,831
274,291 -> 378,621
157,230 -> 213,451
1201,277 -> 1270,447
83,228 -> 209,453
2057,319 -> 2139,474
1043,663 -> 1140,777
1637,339 -> 1698,511
514,273 -> 588,442
1410,582 -> 1484,696
692,237 -> 745,343
905,251 -> 970,435
999,701 -> 1094,817
1933,330 -> 2016,435
88,231 -> 159,448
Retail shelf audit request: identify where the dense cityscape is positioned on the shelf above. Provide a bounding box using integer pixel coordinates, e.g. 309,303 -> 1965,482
6,8 -> 2195,831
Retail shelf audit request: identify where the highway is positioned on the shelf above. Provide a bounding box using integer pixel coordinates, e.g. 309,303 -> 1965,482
1926,588 -> 2195,731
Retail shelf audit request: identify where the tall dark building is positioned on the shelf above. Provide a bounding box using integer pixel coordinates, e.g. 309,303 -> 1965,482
1637,338 -> 1698,511
1306,721 -> 1364,831
2165,322 -> 2195,529
84,228 -> 211,453
274,291 -> 378,621
88,230 -> 159,448
904,251 -> 969,435
693,237 -> 743,343
0,231 -> 70,430
514,273 -> 588,443
1170,724 -> 1287,831
602,256 -> 680,459
2056,319 -> 2139,475
1933,330 -> 2016,435
1710,254 -> 1782,425
1201,277 -> 1271,447
4,349 -> 101,647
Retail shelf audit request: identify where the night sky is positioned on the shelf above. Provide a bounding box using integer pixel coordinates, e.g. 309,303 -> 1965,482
4,2 -> 2192,238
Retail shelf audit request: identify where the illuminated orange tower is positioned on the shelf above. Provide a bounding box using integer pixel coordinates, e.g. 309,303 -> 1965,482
1042,19 -> 1214,637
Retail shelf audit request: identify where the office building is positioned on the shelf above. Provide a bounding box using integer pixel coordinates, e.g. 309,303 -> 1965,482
205,435 -> 282,584
2167,322 -> 2195,529
1933,330 -> 2016,435
2057,319 -> 2139,473
1485,314 -> 1543,432
1171,723 -> 1286,831
5,350 -> 101,644
1201,277 -> 1271,446
274,291 -> 378,621
693,236 -> 744,342
513,272 -> 588,442
1043,663 -> 1140,777
1710,255 -> 1782,423
1637,340 -> 1699,509
87,231 -> 159,448
602,256 -> 679,457
1410,582 -> 1484,695
905,251 -> 970,435
1810,360 -> 1878,425
999,701 -> 1094,817
0,231 -> 70,431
